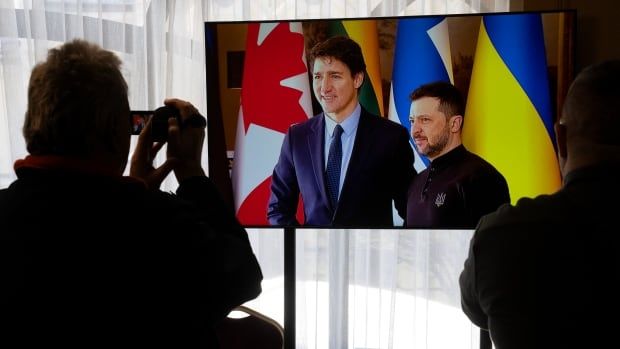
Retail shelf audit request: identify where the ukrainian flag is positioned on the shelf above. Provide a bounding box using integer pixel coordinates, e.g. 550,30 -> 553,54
328,20 -> 384,117
462,13 -> 561,203
387,17 -> 453,172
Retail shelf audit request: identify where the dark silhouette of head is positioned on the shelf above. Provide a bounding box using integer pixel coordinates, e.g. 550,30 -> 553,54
556,60 -> 620,175
23,39 -> 130,173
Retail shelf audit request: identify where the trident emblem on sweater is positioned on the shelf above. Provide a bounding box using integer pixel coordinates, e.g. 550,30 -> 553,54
435,192 -> 446,207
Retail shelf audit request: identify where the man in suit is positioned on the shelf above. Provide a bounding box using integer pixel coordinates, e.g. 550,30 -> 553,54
459,60 -> 620,348
268,36 -> 415,227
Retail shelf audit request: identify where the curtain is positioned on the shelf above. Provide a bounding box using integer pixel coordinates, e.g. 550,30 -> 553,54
0,1 -> 512,348
0,0 -> 208,189
295,228 -> 476,349
243,228 -> 476,349
204,0 -> 511,20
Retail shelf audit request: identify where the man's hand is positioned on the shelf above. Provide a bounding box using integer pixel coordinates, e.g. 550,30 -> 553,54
164,98 -> 206,182
129,116 -> 177,189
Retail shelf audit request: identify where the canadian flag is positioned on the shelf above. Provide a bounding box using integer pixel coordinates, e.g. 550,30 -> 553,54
231,22 -> 312,225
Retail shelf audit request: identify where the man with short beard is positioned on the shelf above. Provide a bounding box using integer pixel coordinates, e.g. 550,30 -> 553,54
405,81 -> 509,228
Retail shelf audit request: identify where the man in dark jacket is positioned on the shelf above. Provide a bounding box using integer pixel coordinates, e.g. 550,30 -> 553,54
268,36 -> 415,227
459,60 -> 620,348
406,81 -> 510,228
0,39 -> 262,348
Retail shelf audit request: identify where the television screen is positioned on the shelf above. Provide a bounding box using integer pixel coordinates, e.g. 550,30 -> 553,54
204,10 -> 575,228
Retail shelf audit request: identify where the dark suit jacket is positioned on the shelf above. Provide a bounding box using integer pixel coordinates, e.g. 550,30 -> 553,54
0,160 -> 262,348
268,108 -> 415,227
459,164 -> 620,349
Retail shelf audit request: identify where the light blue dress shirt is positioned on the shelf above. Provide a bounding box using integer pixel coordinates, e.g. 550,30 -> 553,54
323,103 -> 361,200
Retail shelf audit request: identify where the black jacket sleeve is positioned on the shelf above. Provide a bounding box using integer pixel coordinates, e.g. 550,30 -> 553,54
175,176 -> 263,324
459,230 -> 489,329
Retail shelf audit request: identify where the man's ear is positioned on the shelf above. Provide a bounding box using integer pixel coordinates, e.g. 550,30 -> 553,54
555,121 -> 568,158
354,72 -> 364,89
450,115 -> 463,132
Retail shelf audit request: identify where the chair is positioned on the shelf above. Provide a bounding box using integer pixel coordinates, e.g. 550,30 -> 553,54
216,305 -> 284,349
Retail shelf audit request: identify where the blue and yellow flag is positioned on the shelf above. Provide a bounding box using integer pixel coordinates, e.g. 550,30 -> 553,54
387,17 -> 453,172
462,13 -> 561,203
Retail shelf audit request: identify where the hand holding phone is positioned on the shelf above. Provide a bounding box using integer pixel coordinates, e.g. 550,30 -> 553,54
129,107 -> 178,142
163,98 -> 207,182
131,106 -> 205,142
129,99 -> 207,186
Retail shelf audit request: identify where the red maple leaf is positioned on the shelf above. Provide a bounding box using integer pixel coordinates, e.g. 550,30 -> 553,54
241,23 -> 310,134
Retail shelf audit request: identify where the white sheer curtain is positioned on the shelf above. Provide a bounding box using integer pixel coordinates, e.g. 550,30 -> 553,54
0,1 -> 512,348
243,228 -> 476,349
295,229 -> 476,349
0,0 -> 207,190
204,0 -> 510,20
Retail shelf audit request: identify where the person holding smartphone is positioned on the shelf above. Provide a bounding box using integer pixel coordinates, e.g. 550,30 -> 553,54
0,39 -> 262,347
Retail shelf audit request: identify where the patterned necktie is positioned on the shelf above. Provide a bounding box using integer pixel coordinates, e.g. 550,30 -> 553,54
326,125 -> 343,210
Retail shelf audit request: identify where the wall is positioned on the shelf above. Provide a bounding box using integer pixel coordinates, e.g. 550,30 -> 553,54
523,0 -> 620,72
216,23 -> 246,151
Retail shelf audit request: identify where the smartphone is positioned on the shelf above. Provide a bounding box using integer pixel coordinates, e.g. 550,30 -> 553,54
129,110 -> 152,136
152,106 -> 180,142
130,106 -> 188,142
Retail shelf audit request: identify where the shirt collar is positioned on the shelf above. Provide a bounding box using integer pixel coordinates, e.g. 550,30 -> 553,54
14,154 -> 147,188
429,144 -> 467,172
324,103 -> 361,138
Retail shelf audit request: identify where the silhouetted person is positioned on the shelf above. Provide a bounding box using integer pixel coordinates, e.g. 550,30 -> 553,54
460,60 -> 620,349
0,39 -> 262,348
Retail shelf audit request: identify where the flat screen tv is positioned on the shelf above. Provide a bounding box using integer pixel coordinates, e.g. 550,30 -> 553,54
204,10 -> 575,228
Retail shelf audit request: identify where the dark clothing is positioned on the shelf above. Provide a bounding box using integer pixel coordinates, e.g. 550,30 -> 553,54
406,145 -> 510,228
0,156 -> 262,348
459,164 -> 620,349
268,108 -> 415,227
